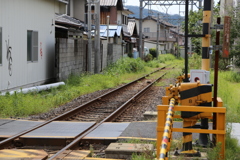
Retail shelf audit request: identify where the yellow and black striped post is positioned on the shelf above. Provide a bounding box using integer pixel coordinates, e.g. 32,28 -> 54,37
179,82 -> 212,156
200,0 -> 213,146
202,0 -> 213,71
182,119 -> 197,153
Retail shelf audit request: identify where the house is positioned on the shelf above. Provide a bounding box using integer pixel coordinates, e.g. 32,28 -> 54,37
100,0 -> 124,24
0,0 -> 68,92
135,16 -> 177,54
100,25 -> 123,65
123,19 -> 139,56
66,0 -> 86,21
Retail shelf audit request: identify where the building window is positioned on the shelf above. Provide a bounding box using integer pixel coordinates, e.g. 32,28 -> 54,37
0,27 -> 2,65
27,30 -> 38,62
144,28 -> 150,33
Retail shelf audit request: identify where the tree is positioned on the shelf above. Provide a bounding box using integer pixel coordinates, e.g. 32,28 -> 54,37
227,3 -> 240,68
187,9 -> 203,55
181,9 -> 203,55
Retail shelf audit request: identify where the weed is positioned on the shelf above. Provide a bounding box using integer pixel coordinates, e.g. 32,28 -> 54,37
89,144 -> 94,157
131,152 -> 155,160
206,142 -> 222,160
158,54 -> 176,63
189,53 -> 201,69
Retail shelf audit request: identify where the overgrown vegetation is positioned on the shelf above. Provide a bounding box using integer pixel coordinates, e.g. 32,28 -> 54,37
149,48 -> 157,58
0,54 -> 177,118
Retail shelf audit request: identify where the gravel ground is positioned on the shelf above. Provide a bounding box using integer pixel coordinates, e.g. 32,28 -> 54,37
26,75 -> 176,121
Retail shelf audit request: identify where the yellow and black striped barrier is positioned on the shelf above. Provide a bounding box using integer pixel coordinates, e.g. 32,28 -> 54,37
157,97 -> 226,160
158,98 -> 175,160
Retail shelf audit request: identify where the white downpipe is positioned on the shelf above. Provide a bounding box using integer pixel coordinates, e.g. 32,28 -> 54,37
1,82 -> 65,96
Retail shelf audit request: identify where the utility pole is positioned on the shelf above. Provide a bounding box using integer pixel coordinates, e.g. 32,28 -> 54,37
87,0 -> 92,73
139,0 -> 143,59
94,0 -> 100,73
189,0 -> 194,55
156,13 -> 160,57
107,15 -> 109,42
199,0 -> 202,9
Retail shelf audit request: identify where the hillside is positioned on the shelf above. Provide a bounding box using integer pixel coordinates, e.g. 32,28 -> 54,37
125,5 -> 184,26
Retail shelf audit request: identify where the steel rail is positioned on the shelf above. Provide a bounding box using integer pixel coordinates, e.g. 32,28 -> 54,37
0,66 -> 168,149
104,72 -> 167,122
49,69 -> 170,160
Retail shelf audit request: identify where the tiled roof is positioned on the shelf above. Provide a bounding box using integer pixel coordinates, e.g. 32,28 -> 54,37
143,16 -> 175,27
58,0 -> 68,4
100,0 -> 118,6
55,13 -> 84,27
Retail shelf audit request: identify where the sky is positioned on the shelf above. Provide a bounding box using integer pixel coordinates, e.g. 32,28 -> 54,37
124,0 -> 201,15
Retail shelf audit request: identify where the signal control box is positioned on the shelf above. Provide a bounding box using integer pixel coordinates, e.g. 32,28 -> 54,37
190,70 -> 210,84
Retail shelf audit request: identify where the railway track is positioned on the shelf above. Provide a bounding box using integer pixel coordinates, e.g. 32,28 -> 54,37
0,65 -> 175,159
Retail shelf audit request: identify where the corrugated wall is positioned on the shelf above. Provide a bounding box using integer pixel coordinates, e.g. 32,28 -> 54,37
0,0 -> 60,92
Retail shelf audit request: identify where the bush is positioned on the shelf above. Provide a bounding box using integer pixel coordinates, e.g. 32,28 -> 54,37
158,54 -> 176,63
224,71 -> 240,83
188,53 -> 201,69
149,48 -> 157,58
144,54 -> 153,62
128,52 -> 133,58
103,57 -> 145,76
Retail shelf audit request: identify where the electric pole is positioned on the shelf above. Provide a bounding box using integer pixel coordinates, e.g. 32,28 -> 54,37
156,13 -> 160,57
94,0 -> 100,73
87,0 -> 92,73
139,0 -> 143,59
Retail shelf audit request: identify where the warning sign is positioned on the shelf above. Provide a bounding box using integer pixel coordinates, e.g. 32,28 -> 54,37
223,16 -> 231,58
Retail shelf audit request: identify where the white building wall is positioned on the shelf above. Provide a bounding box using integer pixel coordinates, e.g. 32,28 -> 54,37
136,19 -> 157,34
144,41 -> 165,54
0,0 -> 64,92
72,0 -> 85,21
117,11 -> 123,24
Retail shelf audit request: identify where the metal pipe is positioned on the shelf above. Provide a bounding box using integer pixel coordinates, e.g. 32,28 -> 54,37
213,17 -> 221,145
159,98 -> 175,160
1,82 -> 65,96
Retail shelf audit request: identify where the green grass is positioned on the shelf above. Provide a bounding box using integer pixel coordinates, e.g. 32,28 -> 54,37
210,71 -> 240,123
0,55 -> 175,118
